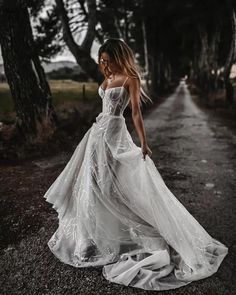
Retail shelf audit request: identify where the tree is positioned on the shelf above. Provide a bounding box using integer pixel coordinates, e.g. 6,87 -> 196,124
55,0 -> 103,82
223,2 -> 236,104
32,4 -> 64,62
0,0 -> 57,144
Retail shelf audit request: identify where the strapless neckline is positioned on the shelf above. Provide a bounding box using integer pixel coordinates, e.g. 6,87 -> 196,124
99,85 -> 129,95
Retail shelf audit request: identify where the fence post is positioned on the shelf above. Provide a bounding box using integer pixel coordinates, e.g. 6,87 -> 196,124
82,84 -> 86,100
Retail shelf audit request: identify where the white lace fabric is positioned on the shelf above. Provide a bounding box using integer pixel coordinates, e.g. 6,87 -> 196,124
43,85 -> 228,291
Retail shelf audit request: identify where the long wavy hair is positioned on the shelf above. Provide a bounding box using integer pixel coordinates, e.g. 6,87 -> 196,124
98,38 -> 152,106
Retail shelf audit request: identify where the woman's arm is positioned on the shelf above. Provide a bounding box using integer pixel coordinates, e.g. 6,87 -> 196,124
128,77 -> 152,160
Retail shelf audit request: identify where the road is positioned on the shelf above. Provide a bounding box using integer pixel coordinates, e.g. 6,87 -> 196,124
0,82 -> 235,295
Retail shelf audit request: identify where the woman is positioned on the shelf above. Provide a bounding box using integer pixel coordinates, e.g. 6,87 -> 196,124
98,39 -> 152,161
43,38 -> 228,291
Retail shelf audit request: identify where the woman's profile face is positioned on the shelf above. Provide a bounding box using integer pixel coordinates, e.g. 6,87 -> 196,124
100,52 -> 119,75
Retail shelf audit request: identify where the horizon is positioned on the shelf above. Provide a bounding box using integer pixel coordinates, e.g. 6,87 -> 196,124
0,42 -> 100,66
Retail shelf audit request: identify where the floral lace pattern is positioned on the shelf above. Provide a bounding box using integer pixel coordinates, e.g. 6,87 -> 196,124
98,86 -> 130,117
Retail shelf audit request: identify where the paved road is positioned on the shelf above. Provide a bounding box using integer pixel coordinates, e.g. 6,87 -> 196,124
131,82 -> 236,294
0,82 -> 235,295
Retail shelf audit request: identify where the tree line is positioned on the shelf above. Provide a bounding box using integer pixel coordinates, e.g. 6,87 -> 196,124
0,0 -> 235,144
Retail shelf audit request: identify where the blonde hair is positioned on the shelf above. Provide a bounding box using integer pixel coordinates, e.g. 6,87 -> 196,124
98,38 -> 152,106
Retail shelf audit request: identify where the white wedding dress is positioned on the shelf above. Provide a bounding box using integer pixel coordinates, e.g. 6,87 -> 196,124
43,77 -> 228,291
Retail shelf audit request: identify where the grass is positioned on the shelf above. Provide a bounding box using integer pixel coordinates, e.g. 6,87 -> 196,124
0,85 -> 13,114
0,80 -> 99,122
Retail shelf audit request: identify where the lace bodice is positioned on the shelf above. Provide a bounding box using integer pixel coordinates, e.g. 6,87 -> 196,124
98,83 -> 130,117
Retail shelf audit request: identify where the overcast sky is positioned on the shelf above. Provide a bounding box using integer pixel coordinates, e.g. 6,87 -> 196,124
0,42 -> 99,65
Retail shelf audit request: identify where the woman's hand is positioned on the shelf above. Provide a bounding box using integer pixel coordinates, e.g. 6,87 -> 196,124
141,143 -> 152,160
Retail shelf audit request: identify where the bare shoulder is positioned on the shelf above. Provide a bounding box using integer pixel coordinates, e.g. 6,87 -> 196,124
127,77 -> 140,94
127,76 -> 139,87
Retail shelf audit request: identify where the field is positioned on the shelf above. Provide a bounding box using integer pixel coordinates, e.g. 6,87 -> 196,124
0,80 -> 100,122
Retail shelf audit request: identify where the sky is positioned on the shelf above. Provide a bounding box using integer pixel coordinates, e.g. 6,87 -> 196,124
0,43 -> 99,65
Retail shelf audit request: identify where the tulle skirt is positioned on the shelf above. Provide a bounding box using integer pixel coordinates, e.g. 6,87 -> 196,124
43,113 -> 228,291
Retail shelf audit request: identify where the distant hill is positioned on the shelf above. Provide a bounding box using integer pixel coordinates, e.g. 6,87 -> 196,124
41,60 -> 82,73
0,60 -> 89,82
0,60 -> 82,74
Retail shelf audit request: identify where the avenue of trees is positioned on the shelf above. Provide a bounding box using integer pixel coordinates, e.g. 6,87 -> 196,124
0,0 -> 236,144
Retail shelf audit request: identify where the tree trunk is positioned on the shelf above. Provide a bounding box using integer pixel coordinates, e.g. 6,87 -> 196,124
209,27 -> 221,92
0,1 -> 57,144
149,55 -> 159,95
197,24 -> 211,93
144,11 -> 159,96
141,19 -> 150,88
158,53 -> 167,93
224,7 -> 236,105
55,0 -> 103,83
